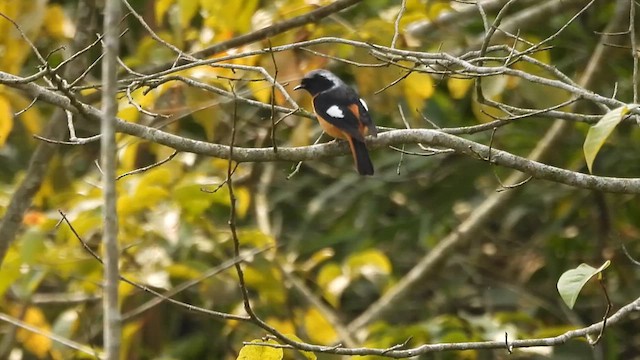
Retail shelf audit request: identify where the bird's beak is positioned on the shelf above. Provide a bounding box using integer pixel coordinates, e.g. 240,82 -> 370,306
293,84 -> 302,91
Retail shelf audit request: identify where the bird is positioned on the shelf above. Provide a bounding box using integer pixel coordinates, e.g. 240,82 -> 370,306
294,69 -> 377,175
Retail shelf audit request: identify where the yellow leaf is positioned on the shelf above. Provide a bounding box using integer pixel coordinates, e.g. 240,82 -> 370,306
346,249 -> 392,276
235,186 -> 251,218
265,318 -> 295,336
15,307 -> 53,358
167,263 -> 202,279
117,86 -> 157,123
236,339 -> 283,360
0,94 -> 13,146
43,4 -> 74,39
316,262 -> 345,307
155,0 -> 175,25
3,89 -> 43,134
178,0 -> 200,28
238,229 -> 276,248
583,105 -> 634,173
402,72 -> 434,113
300,248 -> 335,272
118,138 -> 141,172
117,186 -> 169,216
304,308 -> 337,345
242,267 -> 285,304
426,2 -> 452,19
0,254 -> 21,297
0,1 -> 46,72
248,80 -> 272,104
174,182 -> 218,218
120,321 -> 142,360
447,77 -> 474,100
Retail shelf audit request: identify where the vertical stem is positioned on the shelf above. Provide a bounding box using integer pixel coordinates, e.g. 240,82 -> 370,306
630,0 -> 638,107
101,0 -> 121,358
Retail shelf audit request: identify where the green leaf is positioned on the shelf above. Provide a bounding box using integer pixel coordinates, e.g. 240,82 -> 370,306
583,105 -> 637,173
236,339 -> 283,360
557,261 -> 610,309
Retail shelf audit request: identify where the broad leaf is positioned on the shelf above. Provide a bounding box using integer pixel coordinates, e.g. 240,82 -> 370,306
557,261 -> 610,309
584,105 -> 638,173
236,339 -> 283,360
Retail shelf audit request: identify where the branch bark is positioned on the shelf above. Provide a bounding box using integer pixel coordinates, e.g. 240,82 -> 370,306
2,74 -> 640,194
101,0 -> 121,358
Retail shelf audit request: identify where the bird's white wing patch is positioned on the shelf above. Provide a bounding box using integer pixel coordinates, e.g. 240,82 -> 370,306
326,105 -> 344,118
359,98 -> 369,112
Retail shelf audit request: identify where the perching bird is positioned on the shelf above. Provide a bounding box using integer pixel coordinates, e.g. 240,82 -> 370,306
294,69 -> 377,175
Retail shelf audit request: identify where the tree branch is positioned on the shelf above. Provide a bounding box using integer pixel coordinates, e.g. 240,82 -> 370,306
1,73 -> 639,194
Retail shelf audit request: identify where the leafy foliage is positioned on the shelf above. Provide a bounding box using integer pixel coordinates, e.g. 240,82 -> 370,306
557,261 -> 610,309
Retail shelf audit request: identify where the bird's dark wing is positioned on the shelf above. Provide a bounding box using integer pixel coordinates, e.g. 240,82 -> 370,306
312,88 -> 365,141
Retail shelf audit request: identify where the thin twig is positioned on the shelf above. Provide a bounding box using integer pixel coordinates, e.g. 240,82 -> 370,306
391,0 -> 407,49
116,150 -> 179,180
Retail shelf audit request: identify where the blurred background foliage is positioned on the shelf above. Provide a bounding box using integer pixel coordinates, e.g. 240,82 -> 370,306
1,0 -> 639,359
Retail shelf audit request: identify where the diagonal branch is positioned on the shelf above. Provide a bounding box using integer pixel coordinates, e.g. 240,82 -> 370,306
137,0 -> 363,75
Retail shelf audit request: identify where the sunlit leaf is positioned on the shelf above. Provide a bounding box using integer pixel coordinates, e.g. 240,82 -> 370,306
121,320 -> 143,359
402,71 -> 434,113
167,263 -> 202,279
0,253 -> 22,297
234,186 -> 251,218
173,183 -> 217,218
557,261 -> 610,309
304,308 -> 337,345
236,339 -> 283,360
137,167 -> 176,189
583,105 -> 637,173
346,249 -> 392,279
117,186 -> 170,216
238,229 -> 276,248
300,248 -> 335,273
243,266 -> 285,304
0,94 -> 13,146
155,0 -> 175,25
316,262 -> 345,307
178,0 -> 200,28
43,4 -> 74,39
447,77 -> 474,100
426,2 -> 452,19
265,318 -> 295,337
248,80 -> 272,104
15,307 -> 53,358
3,89 -> 43,134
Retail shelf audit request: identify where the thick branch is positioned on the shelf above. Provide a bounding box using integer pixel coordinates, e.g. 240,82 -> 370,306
138,0 -> 363,75
4,75 -> 640,194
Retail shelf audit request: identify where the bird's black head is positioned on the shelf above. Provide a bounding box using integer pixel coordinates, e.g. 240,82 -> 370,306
294,69 -> 343,95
